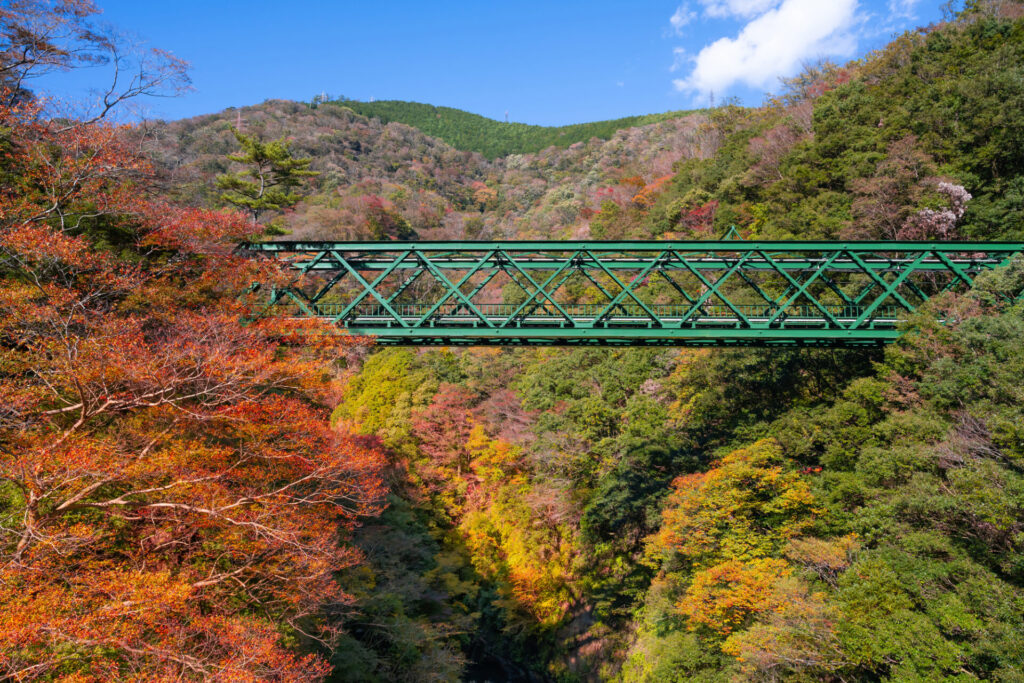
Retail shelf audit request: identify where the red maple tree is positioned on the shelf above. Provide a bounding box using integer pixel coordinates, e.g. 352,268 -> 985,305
0,4 -> 386,679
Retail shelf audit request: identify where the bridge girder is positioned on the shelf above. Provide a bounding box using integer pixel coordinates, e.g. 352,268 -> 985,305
238,240 -> 1024,347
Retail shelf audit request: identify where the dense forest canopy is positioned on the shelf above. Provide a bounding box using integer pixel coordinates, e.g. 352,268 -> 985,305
3,0 -> 1024,681
324,99 -> 698,160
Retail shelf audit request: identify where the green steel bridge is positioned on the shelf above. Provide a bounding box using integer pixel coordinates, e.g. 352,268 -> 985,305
239,240 -> 1024,348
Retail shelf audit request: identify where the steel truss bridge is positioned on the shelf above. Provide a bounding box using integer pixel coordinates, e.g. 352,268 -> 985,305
239,240 -> 1024,347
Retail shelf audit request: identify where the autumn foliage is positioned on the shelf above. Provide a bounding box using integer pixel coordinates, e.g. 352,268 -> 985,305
5,1 -> 1024,679
650,439 -> 821,649
0,38 -> 385,681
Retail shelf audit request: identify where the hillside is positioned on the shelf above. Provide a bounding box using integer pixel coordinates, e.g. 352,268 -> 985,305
148,99 -> 711,243
324,99 -> 698,159
7,1 -> 1024,682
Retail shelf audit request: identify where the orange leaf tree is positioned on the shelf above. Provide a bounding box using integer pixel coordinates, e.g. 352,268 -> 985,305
0,21 -> 385,679
650,439 -> 817,639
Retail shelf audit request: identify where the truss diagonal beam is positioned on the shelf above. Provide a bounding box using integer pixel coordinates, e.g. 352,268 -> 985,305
500,252 -> 577,327
521,261 -> 581,318
845,251 -> 917,322
414,251 -> 496,328
760,250 -> 843,328
852,251 -> 932,327
331,250 -> 411,327
386,268 -> 427,304
586,250 -> 664,326
671,250 -> 754,327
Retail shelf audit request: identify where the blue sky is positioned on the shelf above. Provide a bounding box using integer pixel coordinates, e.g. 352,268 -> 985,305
43,0 -> 945,125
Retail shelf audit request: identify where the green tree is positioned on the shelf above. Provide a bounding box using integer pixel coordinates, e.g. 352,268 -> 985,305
216,127 -> 319,224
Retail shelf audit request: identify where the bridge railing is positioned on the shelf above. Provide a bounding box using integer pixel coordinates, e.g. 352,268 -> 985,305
270,302 -> 905,326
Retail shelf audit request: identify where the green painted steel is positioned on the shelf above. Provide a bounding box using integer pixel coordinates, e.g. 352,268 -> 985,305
238,240 -> 1024,347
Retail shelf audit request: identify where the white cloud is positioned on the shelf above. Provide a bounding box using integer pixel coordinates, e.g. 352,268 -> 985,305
669,47 -> 687,72
674,0 -> 858,96
700,0 -> 781,19
887,0 -> 919,19
669,3 -> 696,34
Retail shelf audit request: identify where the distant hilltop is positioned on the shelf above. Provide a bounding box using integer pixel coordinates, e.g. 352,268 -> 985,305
320,99 -> 698,159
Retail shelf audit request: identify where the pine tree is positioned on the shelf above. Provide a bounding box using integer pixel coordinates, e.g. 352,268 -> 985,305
216,127 -> 319,224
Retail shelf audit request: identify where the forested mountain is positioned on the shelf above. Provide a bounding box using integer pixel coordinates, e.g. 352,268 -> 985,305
148,98 -> 713,243
4,1 -> 1024,681
325,100 -> 698,159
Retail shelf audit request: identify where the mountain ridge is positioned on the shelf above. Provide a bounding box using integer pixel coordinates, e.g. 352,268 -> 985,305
322,98 -> 700,159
